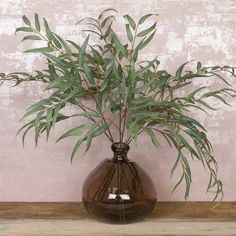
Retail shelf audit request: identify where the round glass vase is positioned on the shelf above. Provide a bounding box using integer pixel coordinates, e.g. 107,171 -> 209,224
82,142 -> 157,224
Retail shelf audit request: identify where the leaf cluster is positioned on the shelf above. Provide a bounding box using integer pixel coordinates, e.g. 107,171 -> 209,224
1,9 -> 236,204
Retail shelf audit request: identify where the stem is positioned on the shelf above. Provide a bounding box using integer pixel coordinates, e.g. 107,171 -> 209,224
78,103 -> 113,142
32,27 -> 63,54
83,76 -> 115,143
121,25 -> 139,143
121,109 -> 126,142
97,20 -> 126,143
2,75 -> 49,84
24,24 -> 117,143
119,107 -> 122,142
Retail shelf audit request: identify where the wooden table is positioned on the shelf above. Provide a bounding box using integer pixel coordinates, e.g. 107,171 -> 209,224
0,202 -> 235,235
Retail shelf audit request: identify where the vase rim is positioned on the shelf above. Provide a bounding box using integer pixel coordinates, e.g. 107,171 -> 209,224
111,142 -> 130,153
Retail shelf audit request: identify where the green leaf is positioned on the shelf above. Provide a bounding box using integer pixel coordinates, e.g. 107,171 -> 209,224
34,13 -> 40,31
197,61 -> 202,70
123,14 -> 136,30
42,52 -> 71,68
82,29 -> 102,37
104,22 -> 112,38
57,124 -> 92,142
94,123 -> 109,136
196,99 -> 217,110
71,137 -> 86,162
83,63 -> 95,84
43,18 -> 53,39
112,59 -> 122,81
54,33 -> 72,54
85,123 -> 108,152
48,64 -> 58,81
22,35 -> 42,41
175,61 -> 190,79
112,33 -> 128,58
130,111 -> 162,120
90,47 -> 102,62
22,15 -> 31,26
144,128 -> 160,147
15,27 -> 33,33
43,18 -> 62,49
136,29 -> 156,51
22,124 -> 34,146
101,15 -> 115,28
210,71 -> 231,86
98,8 -> 117,20
125,24 -> 133,43
52,104 -> 62,128
108,97 -> 120,112
138,14 -> 158,25
46,108 -> 53,140
187,86 -> 207,99
184,129 -> 208,150
120,76 -> 126,100
211,94 -> 231,105
78,35 -> 90,65
171,152 -> 181,177
67,40 -> 81,51
85,124 -> 97,152
99,77 -> 110,92
172,173 -> 184,193
21,104 -> 45,121
0,73 -> 5,78
128,62 -> 136,87
182,73 -> 211,80
34,111 -> 43,146
24,47 -> 55,53
71,111 -> 101,118
137,22 -> 156,37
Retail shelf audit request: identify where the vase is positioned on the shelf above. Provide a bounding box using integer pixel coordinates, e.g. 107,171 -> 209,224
82,142 -> 157,224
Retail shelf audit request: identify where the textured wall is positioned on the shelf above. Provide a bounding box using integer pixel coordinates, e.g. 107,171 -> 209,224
0,0 -> 236,201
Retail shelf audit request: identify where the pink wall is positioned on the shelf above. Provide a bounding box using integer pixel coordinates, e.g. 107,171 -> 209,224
0,0 -> 236,202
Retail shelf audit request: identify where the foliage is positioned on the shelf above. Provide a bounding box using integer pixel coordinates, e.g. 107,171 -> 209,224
1,9 -> 236,204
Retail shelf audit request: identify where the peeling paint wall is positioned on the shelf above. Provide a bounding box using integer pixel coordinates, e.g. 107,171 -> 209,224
0,0 -> 236,201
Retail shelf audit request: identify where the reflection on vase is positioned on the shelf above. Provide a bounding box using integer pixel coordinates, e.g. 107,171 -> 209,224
82,142 -> 157,224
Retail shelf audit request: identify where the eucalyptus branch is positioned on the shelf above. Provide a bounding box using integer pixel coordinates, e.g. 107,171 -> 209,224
1,11 -> 234,203
82,75 -> 115,143
78,103 -> 113,142
31,27 -> 64,54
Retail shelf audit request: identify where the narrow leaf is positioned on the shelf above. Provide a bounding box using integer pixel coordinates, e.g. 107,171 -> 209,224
175,61 -> 190,80
46,108 -> 53,140
22,15 -> 31,26
57,124 -> 92,142
144,128 -> 160,147
24,47 -> 55,53
83,63 -> 95,84
78,35 -> 90,65
138,14 -> 158,25
112,33 -> 127,58
22,35 -> 42,41
54,33 -> 72,54
137,22 -> 156,37
123,14 -> 136,30
136,29 -> 156,50
34,13 -> 40,31
15,27 -> 33,33
98,8 -> 117,20
125,24 -> 133,43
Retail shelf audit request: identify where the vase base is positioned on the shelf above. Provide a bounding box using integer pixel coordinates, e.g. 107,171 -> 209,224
83,199 -> 156,224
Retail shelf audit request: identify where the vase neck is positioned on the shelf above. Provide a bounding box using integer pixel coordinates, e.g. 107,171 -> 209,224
111,142 -> 130,162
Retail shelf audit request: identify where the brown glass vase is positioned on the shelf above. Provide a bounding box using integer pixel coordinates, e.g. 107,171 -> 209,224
82,142 -> 157,224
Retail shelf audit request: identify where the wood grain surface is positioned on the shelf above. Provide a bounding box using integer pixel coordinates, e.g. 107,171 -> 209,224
0,202 -> 235,235
0,202 -> 235,220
